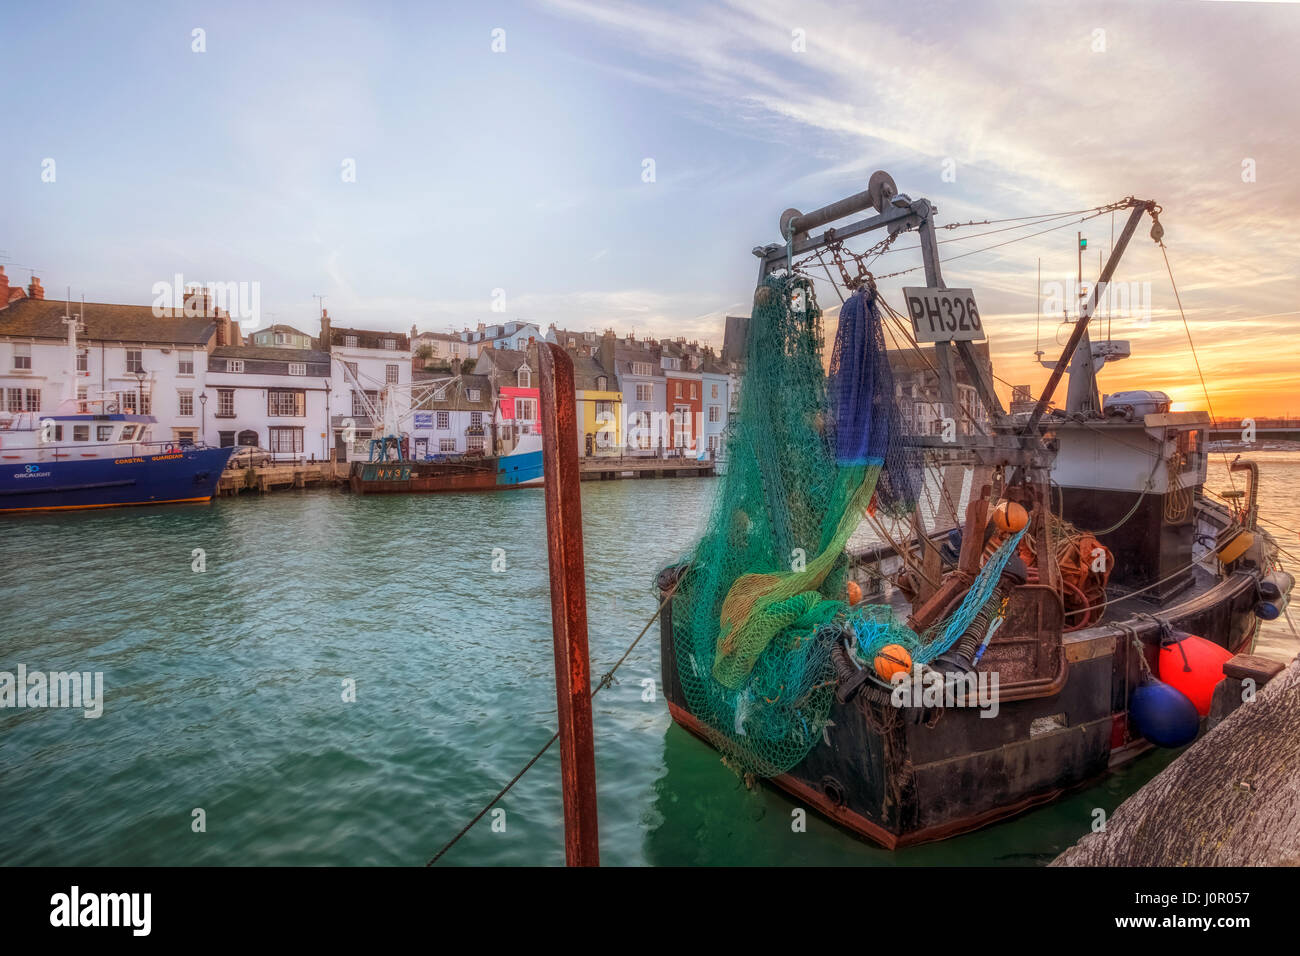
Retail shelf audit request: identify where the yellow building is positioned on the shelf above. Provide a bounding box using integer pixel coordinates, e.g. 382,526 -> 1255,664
572,353 -> 622,457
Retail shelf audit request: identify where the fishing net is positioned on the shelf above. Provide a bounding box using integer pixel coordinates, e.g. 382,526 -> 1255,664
666,276 -> 924,776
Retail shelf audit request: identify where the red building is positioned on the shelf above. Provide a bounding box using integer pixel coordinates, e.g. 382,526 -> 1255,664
665,373 -> 702,454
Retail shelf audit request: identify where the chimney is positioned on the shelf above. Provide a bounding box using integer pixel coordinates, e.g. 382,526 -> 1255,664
0,267 -> 9,308
320,309 -> 332,353
451,357 -> 462,376
410,324 -> 417,340
599,329 -> 616,381
27,275 -> 45,300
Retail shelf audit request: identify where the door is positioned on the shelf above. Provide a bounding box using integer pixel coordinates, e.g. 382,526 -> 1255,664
415,438 -> 428,459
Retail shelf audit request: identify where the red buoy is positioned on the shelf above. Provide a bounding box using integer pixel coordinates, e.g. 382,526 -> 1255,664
1157,634 -> 1232,716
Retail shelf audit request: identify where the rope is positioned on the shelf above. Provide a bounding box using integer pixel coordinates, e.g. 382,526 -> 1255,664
1157,241 -> 1238,497
425,573 -> 685,866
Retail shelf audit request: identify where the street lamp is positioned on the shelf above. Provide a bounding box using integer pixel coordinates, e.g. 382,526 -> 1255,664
133,369 -> 146,415
199,391 -> 208,445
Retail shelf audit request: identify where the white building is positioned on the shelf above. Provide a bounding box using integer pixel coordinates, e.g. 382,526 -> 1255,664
0,271 -> 238,446
407,371 -> 494,458
322,312 -> 413,461
204,345 -> 332,460
461,321 -> 541,356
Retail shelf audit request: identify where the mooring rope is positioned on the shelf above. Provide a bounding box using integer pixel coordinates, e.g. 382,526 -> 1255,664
425,572 -> 685,865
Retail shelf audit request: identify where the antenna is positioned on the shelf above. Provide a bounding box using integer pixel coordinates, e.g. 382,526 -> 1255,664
312,294 -> 326,317
1034,257 -> 1043,364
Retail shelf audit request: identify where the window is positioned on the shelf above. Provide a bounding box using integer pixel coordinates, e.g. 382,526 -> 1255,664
450,343 -> 462,356
636,384 -> 652,402
120,425 -> 137,441
76,386 -> 88,412
275,333 -> 287,345
596,376 -> 607,391
518,367 -> 530,388
436,411 -> 450,430
383,339 -> 397,350
515,397 -> 536,421
142,392 -> 152,415
6,388 -> 21,412
467,435 -> 484,452
709,435 -> 719,452
468,388 -> 481,402
344,361 -> 359,379
126,349 -> 143,373
344,335 -> 359,348
218,431 -> 235,448
216,388 -> 235,417
97,425 -> 114,441
595,400 -> 613,418
711,384 -> 719,399
178,390 -> 194,416
73,425 -> 89,441
470,411 -> 483,428
352,391 -> 368,418
226,359 -> 244,373
123,392 -> 137,414
237,430 -> 259,446
386,364 -> 399,384
439,438 -> 457,452
76,350 -> 88,372
24,388 -> 40,411
675,382 -> 683,399
632,362 -> 653,377
268,389 -> 305,417
288,363 -> 307,376
709,405 -> 720,423
268,427 -> 304,455
12,343 -> 31,370
178,350 -> 194,375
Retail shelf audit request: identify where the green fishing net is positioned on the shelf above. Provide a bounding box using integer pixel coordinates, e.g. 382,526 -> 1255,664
665,274 -> 923,776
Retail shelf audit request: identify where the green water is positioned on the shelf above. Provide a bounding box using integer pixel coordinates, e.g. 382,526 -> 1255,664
2,456 -> 1296,866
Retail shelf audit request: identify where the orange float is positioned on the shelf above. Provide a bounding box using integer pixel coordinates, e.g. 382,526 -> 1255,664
873,643 -> 912,681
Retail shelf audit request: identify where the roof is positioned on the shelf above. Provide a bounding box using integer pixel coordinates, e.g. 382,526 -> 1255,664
413,330 -> 462,342
568,351 -> 615,391
0,297 -> 217,345
722,315 -> 749,365
475,344 -> 535,375
887,340 -> 991,374
250,324 -> 310,338
331,326 -> 410,351
211,345 -> 330,363
414,373 -> 494,411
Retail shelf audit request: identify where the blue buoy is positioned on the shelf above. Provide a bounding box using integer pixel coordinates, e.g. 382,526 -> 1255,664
1130,679 -> 1199,748
1255,601 -> 1282,621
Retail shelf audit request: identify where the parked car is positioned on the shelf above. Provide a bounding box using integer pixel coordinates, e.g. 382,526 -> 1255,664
225,445 -> 273,469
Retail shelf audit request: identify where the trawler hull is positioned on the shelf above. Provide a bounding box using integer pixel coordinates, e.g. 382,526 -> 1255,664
657,525 -> 1266,849
348,448 -> 544,494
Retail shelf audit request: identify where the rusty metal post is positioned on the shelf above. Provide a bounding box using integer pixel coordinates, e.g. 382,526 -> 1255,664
537,343 -> 600,866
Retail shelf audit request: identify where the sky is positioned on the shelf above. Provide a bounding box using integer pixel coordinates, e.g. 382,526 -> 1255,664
2,0 -> 1298,416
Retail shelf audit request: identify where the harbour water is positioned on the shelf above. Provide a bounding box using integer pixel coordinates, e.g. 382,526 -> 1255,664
2,453 -> 1296,866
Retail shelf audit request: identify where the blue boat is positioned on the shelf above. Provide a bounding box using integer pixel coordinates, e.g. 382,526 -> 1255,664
0,411 -> 235,513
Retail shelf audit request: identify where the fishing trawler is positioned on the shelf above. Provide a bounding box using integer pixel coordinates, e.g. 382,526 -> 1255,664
348,432 -> 544,494
656,172 -> 1294,848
